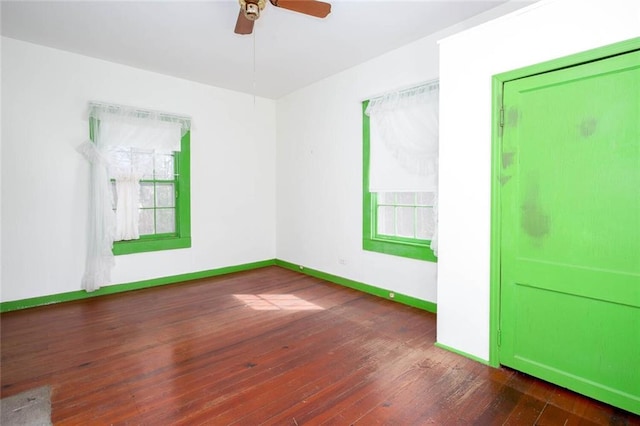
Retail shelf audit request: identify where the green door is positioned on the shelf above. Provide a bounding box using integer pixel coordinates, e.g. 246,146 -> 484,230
500,48 -> 640,414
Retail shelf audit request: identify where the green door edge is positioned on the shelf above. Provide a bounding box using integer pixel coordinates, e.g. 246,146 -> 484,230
489,36 -> 640,368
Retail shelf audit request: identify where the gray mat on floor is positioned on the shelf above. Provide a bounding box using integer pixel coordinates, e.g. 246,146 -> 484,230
0,386 -> 52,425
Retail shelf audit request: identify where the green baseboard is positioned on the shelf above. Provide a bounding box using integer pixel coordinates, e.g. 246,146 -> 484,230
435,342 -> 490,366
275,259 -> 437,313
0,259 -> 277,313
1,258 -> 437,315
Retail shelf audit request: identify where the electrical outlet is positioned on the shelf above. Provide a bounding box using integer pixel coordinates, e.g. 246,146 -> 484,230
299,265 -> 304,270
389,292 -> 395,299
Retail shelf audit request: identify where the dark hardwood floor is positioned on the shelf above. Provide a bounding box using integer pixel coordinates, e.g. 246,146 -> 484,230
1,266 -> 638,425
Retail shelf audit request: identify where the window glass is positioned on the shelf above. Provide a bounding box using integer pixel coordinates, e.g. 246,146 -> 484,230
140,183 -> 154,208
156,183 -> 175,208
378,205 -> 395,235
156,209 -> 176,234
155,154 -> 174,180
138,210 -> 155,235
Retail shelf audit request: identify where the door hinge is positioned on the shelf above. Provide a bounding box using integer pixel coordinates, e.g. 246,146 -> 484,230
499,107 -> 505,128
497,329 -> 502,347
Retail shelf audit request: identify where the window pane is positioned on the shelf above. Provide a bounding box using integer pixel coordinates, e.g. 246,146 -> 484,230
397,207 -> 415,238
156,208 -> 175,234
397,192 -> 415,205
140,183 -> 155,208
392,192 -> 405,204
139,209 -> 154,235
377,192 -> 396,204
156,183 -> 175,208
133,151 -> 154,180
155,154 -> 174,180
417,192 -> 435,206
417,207 -> 435,240
377,206 -> 395,236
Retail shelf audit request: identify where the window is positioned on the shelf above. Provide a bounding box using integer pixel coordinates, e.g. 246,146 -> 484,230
79,102 -> 192,291
362,84 -> 438,262
89,116 -> 191,256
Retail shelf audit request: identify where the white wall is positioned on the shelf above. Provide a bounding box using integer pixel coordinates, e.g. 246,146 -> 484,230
0,8 -> 3,297
274,4 -> 528,303
1,37 -> 276,302
0,17 -> 3,300
437,0 -> 640,360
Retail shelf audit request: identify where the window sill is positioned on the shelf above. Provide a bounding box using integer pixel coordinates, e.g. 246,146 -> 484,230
113,236 -> 191,255
363,237 -> 437,262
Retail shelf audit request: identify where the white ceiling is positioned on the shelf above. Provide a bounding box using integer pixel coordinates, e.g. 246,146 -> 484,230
1,0 -> 531,99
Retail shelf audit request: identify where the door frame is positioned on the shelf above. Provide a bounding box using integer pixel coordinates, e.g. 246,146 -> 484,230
489,37 -> 640,368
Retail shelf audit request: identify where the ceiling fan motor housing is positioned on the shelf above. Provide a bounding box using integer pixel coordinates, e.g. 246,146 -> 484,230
240,0 -> 266,21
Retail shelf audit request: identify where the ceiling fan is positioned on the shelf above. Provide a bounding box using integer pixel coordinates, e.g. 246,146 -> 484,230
234,0 -> 332,35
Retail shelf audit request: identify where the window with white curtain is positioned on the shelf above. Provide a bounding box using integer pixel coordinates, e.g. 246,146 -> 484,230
78,102 -> 191,291
362,81 -> 439,262
109,148 -> 178,238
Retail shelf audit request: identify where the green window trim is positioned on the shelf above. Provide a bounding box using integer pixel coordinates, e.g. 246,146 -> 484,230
89,118 -> 191,255
362,100 -> 437,262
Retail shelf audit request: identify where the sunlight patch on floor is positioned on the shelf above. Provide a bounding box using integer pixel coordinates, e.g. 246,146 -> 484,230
234,294 -> 324,311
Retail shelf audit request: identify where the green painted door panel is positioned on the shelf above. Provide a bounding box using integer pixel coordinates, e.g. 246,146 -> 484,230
500,49 -> 640,414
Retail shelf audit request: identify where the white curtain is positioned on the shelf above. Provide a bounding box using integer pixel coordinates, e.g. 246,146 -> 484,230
115,174 -> 143,241
77,102 -> 190,292
365,81 -> 439,255
77,142 -> 116,291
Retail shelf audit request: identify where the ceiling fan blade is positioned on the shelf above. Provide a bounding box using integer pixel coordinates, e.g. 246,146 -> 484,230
269,0 -> 331,18
234,9 -> 254,34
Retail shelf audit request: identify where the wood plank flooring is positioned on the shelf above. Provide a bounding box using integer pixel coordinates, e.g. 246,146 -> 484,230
1,266 -> 638,425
